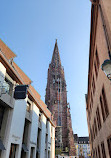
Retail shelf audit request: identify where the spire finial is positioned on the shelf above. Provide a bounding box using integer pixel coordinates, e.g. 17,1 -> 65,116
55,39 -> 57,44
51,39 -> 61,66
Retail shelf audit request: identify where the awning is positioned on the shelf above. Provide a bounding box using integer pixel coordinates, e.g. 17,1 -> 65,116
0,139 -> 6,150
22,144 -> 29,152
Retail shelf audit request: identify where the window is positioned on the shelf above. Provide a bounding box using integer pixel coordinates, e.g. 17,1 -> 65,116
90,91 -> 93,115
91,126 -> 93,141
107,136 -> 111,157
57,75 -> 60,79
46,119 -> 48,129
39,112 -> 42,122
95,148 -> 98,158
94,62 -> 98,77
100,87 -> 109,121
92,75 -> 95,95
90,128 -> 93,142
102,88 -> 109,117
100,96 -> 105,121
54,100 -> 56,104
94,118 -> 97,136
0,105 -> 5,131
93,124 -> 95,140
52,75 -> 55,79
9,144 -> 17,158
101,142 -> 106,158
37,128 -> 41,158
97,145 -> 101,158
94,48 -> 100,78
58,116 -> 61,126
96,107 -> 101,130
91,91 -> 93,109
45,134 -> 48,145
96,49 -> 100,70
30,147 -> 34,158
88,109 -> 91,121
26,101 -> 31,113
93,149 -> 95,158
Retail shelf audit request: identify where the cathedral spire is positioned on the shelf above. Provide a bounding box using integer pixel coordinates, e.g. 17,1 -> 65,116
45,41 -> 76,156
51,40 -> 61,67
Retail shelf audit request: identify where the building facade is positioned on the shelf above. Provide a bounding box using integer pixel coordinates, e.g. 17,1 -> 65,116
74,135 -> 91,158
86,0 -> 111,157
45,40 -> 75,156
0,39 -> 55,158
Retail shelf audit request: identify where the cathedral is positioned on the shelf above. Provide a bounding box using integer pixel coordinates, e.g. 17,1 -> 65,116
45,40 -> 75,156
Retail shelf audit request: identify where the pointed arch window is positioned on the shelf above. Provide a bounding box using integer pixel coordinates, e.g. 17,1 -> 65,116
58,116 -> 61,126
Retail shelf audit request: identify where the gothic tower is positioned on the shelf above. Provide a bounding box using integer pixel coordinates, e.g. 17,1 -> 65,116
45,40 -> 75,156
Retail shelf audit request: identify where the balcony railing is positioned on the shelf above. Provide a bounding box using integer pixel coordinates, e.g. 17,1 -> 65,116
0,79 -> 15,108
0,78 -> 13,97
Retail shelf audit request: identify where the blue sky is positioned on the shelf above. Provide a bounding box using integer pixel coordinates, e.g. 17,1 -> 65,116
0,0 -> 91,136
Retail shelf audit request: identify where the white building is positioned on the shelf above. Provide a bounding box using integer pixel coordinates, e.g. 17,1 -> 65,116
74,135 -> 91,158
0,39 -> 55,158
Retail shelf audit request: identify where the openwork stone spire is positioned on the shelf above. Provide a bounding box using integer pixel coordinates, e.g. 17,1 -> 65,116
51,40 -> 61,68
45,41 -> 76,156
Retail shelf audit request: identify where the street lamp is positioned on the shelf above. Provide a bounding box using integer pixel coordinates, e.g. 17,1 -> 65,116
101,59 -> 111,80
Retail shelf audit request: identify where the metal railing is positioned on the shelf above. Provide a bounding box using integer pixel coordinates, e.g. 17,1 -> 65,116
0,80 -> 13,96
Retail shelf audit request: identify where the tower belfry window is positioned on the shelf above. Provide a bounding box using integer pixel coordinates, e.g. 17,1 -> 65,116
57,75 -> 60,79
58,116 -> 61,126
53,79 -> 55,84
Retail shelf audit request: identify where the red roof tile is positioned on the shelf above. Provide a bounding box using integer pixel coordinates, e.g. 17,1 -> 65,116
0,39 -> 16,60
13,62 -> 32,85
